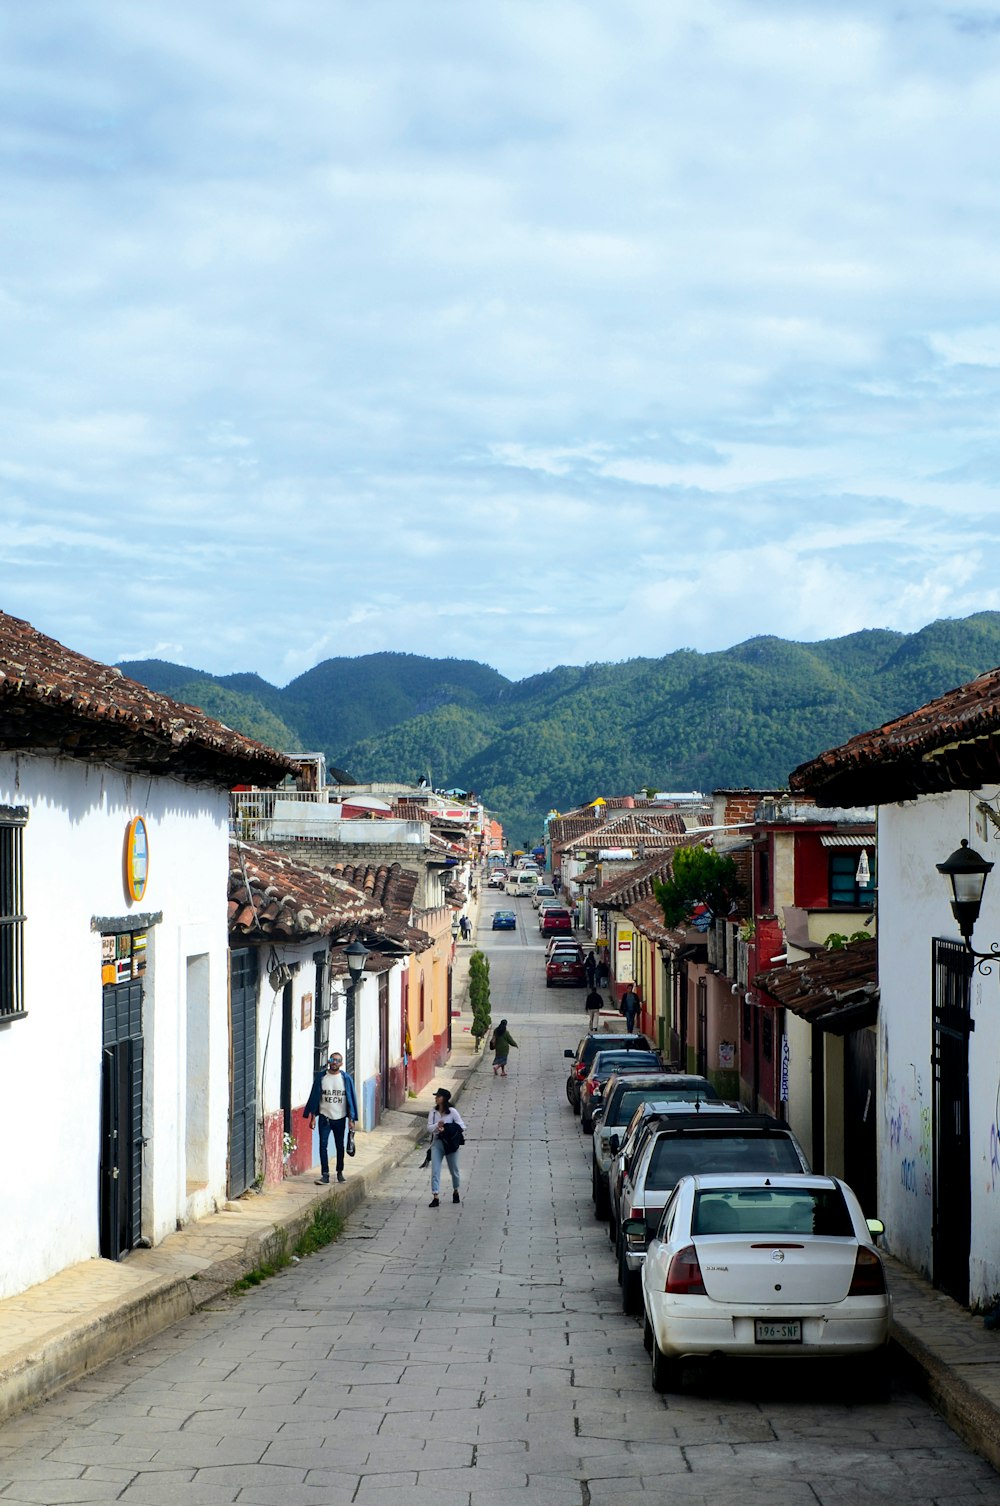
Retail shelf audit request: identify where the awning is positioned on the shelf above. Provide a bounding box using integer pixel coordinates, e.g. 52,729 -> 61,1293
755,936 -> 878,1036
820,834 -> 874,847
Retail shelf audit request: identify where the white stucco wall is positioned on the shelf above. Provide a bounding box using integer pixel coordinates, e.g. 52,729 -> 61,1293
879,790 -> 1000,1304
0,753 -> 230,1300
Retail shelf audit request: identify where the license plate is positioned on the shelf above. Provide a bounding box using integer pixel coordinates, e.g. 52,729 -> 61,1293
754,1320 -> 801,1344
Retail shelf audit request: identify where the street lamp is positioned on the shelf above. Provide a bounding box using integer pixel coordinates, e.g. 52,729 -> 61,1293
343,938 -> 369,1079
937,839 -> 999,971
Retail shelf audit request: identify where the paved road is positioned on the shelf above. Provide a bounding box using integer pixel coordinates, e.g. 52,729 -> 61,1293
1,895 -> 999,1505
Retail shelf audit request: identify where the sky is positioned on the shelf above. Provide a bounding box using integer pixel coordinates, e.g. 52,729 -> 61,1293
4,0 -> 1000,686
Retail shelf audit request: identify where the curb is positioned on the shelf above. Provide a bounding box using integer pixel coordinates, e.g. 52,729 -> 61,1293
0,1057 -> 480,1426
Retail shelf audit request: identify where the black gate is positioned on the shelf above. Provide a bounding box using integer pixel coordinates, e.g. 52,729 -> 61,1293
933,937 -> 974,1306
696,976 -> 708,1079
229,947 -> 259,1198
99,979 -> 143,1260
843,1027 -> 877,1217
345,982 -> 357,1079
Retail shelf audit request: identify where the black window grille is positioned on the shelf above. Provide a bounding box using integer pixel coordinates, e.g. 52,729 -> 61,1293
761,1011 -> 773,1061
0,808 -> 27,1020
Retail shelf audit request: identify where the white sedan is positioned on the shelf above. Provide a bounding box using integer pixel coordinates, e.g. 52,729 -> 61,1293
633,1173 -> 890,1394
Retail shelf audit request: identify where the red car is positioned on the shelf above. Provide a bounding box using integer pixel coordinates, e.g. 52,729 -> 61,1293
540,907 -> 573,935
546,950 -> 586,987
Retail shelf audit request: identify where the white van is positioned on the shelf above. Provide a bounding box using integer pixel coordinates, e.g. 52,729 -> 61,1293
506,871 -> 539,896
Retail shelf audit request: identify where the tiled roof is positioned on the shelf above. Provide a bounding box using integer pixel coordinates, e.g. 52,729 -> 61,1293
790,667 -> 1000,807
0,612 -> 293,787
560,812 -> 689,853
229,843 -> 383,939
755,937 -> 878,1035
625,894 -> 674,944
322,861 -> 419,920
392,803 -> 433,823
591,851 -> 682,907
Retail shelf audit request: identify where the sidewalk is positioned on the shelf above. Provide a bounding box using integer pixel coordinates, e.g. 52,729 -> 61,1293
1,920 -> 999,1477
0,929 -> 484,1429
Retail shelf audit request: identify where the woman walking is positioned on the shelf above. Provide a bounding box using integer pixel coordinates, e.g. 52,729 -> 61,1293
427,1087 -> 466,1208
490,1018 -> 518,1077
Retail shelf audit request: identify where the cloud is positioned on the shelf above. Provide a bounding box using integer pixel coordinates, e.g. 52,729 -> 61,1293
0,1 -> 999,684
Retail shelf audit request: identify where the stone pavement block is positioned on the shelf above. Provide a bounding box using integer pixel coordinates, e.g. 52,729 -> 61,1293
0,1481 -> 132,1503
416,1465 -> 528,1489
115,1482 -> 239,1505
354,1487 -> 470,1506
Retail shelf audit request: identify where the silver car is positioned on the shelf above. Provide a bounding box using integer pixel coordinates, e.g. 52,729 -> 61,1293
592,1075 -> 719,1220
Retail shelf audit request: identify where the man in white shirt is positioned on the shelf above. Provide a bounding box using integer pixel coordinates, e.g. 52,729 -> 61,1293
305,1052 -> 359,1184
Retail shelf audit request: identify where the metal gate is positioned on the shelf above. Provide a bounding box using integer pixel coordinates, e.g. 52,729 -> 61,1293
933,938 -> 974,1305
99,978 -> 144,1260
378,971 -> 390,1113
843,1027 -> 877,1217
228,947 -> 259,1198
696,976 -> 708,1079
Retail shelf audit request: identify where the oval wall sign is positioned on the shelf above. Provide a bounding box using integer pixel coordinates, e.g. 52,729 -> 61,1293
125,816 -> 150,902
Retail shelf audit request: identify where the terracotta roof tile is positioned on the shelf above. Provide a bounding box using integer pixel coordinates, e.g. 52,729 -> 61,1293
790,666 -> 1000,806
0,611 -> 292,787
229,843 -> 382,939
755,936 -> 878,1033
322,861 -> 419,920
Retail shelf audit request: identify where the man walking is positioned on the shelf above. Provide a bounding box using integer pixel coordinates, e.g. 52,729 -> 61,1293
621,984 -> 640,1033
585,984 -> 604,1031
305,1051 -> 358,1184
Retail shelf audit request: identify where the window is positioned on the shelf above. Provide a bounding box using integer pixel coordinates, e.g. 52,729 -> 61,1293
0,807 -> 26,1021
829,850 -> 875,907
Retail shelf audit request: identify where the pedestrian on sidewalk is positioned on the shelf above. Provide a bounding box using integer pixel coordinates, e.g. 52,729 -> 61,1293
489,1018 -> 518,1077
596,952 -> 609,988
304,1051 -> 358,1185
427,1087 -> 466,1207
620,984 -> 640,1033
460,914 -> 471,940
585,985 -> 603,1031
584,949 -> 597,988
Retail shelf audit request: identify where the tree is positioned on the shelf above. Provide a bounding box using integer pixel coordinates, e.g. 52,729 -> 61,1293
468,950 -> 492,1049
653,846 -> 746,929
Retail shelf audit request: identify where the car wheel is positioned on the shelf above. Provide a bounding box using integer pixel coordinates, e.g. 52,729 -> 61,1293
651,1338 -> 681,1394
642,1309 -> 654,1355
546,979 -> 553,987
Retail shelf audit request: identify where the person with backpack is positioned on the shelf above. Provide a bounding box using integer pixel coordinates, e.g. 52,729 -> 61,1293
490,1018 -> 518,1077
427,1087 -> 466,1208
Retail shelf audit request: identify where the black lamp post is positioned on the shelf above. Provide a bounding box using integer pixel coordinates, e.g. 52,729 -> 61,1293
343,938 -> 369,1079
937,839 -> 998,971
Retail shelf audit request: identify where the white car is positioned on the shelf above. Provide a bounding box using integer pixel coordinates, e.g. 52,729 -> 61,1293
633,1173 -> 890,1394
531,884 -> 556,908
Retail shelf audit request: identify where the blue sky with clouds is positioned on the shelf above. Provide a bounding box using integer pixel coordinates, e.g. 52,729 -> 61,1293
3,0 -> 1000,684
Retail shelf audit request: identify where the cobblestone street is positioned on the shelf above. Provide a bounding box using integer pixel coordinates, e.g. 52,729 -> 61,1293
1,916 -> 999,1505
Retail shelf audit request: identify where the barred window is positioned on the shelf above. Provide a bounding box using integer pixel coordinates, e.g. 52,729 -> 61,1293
0,807 -> 27,1021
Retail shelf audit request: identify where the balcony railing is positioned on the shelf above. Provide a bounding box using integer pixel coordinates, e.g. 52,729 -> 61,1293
230,790 -> 430,846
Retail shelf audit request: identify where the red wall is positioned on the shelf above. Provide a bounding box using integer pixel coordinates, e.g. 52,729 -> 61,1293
793,832 -> 829,908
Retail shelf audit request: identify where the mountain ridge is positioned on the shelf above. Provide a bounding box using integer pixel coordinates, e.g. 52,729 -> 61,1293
117,615 -> 1000,843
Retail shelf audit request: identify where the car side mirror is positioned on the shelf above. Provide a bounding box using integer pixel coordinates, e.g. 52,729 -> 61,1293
621,1218 -> 646,1238
564,1049 -> 575,1059
609,1134 -> 620,1154
866,1217 -> 885,1242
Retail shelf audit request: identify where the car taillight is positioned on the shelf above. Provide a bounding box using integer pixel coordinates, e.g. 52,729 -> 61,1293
664,1244 -> 706,1295
574,1063 -> 588,1078
848,1248 -> 886,1296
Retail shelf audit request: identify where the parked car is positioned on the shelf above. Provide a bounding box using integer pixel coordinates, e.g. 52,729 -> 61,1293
488,870 -> 507,889
579,1050 -> 665,1133
546,933 -> 582,955
537,900 -> 565,925
546,950 -> 586,988
617,1113 -> 811,1313
592,1075 -> 719,1219
634,1173 -> 890,1394
532,884 -> 556,908
540,907 -> 573,935
563,1033 -> 655,1115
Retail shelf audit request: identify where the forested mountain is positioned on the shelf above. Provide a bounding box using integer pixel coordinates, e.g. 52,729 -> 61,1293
119,613 -> 1000,843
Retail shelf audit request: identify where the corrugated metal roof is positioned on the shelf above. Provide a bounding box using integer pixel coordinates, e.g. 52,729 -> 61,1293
820,834 -> 875,848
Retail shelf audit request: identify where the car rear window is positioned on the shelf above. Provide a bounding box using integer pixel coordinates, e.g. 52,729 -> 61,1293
692,1186 -> 854,1237
610,1084 -> 717,1120
592,1052 -> 660,1074
646,1133 -> 803,1189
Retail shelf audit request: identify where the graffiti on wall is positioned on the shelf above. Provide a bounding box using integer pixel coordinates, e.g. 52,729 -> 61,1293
882,1021 -> 931,1199
987,1073 -> 1000,1194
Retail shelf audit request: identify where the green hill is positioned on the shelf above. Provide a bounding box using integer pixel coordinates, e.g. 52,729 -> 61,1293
118,614 -> 1000,841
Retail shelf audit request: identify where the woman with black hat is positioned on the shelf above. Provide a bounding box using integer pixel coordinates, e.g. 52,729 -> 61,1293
427,1087 -> 466,1208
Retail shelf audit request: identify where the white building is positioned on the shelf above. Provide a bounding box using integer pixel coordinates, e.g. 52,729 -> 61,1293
793,667 -> 1000,1310
0,613 -> 290,1300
